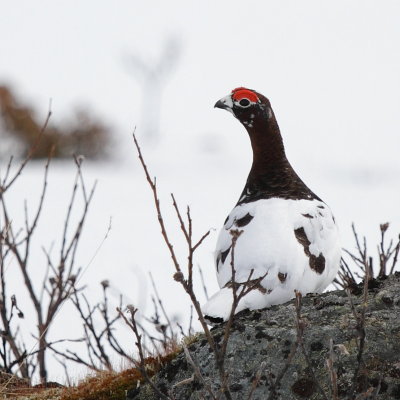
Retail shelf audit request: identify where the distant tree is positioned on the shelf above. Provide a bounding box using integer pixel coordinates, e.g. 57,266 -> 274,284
0,85 -> 111,160
126,36 -> 182,144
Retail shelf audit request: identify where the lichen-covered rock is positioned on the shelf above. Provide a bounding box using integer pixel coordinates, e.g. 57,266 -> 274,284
129,273 -> 400,399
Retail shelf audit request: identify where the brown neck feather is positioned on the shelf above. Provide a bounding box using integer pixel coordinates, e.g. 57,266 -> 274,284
237,110 -> 320,204
246,111 -> 288,178
246,111 -> 294,188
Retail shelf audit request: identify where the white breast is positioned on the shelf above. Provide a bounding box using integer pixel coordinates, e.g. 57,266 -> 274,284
202,198 -> 341,321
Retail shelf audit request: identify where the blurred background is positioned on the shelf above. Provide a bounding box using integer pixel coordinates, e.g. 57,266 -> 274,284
1,0 -> 400,383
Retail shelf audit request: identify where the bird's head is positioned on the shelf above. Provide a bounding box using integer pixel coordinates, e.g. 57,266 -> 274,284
214,87 -> 272,128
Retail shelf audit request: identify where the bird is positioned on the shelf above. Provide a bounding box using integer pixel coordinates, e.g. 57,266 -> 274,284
202,87 -> 341,325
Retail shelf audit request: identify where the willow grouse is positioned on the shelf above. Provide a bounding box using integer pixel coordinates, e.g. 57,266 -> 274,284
202,87 -> 341,324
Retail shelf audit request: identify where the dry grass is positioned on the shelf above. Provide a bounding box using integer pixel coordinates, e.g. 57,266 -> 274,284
1,332 -> 184,400
1,350 -> 180,400
61,351 -> 179,400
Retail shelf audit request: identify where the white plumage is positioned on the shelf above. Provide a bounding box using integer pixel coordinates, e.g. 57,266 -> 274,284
202,198 -> 341,322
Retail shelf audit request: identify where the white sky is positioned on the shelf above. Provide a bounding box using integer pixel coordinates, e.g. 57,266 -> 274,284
1,1 -> 400,164
1,0 -> 400,382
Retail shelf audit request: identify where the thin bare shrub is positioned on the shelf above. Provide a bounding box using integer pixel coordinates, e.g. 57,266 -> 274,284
335,222 -> 400,292
128,133 -> 283,399
0,106 -> 102,388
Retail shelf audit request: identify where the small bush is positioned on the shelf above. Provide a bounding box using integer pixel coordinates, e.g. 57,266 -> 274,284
0,85 -> 111,160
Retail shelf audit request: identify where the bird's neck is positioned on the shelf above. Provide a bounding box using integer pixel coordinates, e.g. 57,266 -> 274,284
236,109 -> 319,204
245,114 -> 290,182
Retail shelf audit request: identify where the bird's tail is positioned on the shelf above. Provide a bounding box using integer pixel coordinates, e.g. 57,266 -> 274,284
202,287 -> 236,325
202,286 -> 266,325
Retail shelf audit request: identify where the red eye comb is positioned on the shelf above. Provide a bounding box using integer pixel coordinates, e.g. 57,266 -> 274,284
231,87 -> 259,102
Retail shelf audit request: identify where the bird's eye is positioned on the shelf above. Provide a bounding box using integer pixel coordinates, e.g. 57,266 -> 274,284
239,98 -> 251,107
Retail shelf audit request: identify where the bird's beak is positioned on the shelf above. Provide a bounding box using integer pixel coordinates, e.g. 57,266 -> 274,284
214,94 -> 234,111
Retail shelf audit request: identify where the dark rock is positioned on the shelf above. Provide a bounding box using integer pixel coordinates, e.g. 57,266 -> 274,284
291,377 -> 316,398
310,341 -> 324,351
230,382 -> 243,391
391,384 -> 400,399
131,274 -> 400,399
127,387 -> 140,398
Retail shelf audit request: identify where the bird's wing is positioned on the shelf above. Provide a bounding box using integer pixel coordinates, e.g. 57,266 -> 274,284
214,198 -> 340,293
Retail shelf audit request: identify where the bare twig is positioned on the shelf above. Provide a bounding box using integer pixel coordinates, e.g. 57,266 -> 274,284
0,149 -> 109,387
133,133 -> 181,274
182,342 -> 217,400
117,306 -> 171,400
0,101 -> 52,194
149,272 -> 175,342
132,132 -> 215,348
267,339 -> 299,400
348,266 -> 369,398
198,264 -> 209,301
326,339 -> 338,400
339,223 -> 400,291
294,292 -> 329,400
247,361 -> 266,400
172,374 -> 194,388
133,132 -> 267,400
389,235 -> 400,275
213,229 -> 268,398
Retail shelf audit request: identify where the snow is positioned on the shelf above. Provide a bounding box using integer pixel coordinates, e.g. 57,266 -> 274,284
3,144 -> 399,381
0,0 -> 399,383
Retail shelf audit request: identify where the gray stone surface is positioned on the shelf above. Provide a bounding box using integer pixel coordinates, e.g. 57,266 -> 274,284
129,273 -> 400,399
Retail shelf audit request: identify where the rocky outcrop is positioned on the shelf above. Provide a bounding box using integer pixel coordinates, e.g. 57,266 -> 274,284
129,273 -> 400,399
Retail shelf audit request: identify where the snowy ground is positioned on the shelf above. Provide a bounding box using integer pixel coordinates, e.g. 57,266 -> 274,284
3,137 -> 400,382
1,0 -> 400,384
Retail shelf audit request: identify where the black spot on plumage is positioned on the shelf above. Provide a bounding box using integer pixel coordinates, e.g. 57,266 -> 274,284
278,272 -> 287,282
205,315 -> 223,325
302,213 -> 313,219
294,227 -> 311,249
216,254 -> 221,272
294,227 -> 325,274
220,247 -> 231,264
317,205 -> 325,209
225,278 -> 270,294
310,254 -> 325,274
224,215 -> 229,225
235,212 -> 254,227
216,246 -> 231,271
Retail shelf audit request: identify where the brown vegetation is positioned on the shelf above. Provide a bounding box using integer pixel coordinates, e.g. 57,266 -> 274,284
0,85 -> 111,159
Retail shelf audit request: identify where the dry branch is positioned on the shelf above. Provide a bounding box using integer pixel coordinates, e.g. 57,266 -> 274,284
0,130 -> 98,385
132,133 -> 283,400
117,306 -> 171,400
